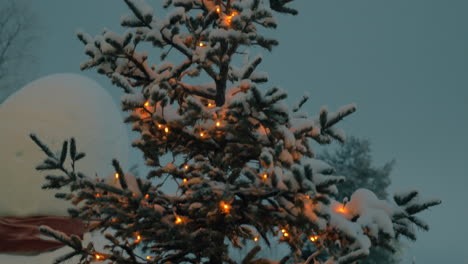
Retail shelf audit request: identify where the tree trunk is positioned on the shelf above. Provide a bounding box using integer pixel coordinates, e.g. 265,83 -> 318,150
208,231 -> 225,263
215,80 -> 226,106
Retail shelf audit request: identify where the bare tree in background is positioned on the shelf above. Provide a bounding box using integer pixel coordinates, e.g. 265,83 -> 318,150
0,0 -> 39,101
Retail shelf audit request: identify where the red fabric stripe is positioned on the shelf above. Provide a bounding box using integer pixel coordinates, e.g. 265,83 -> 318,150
0,216 -> 86,253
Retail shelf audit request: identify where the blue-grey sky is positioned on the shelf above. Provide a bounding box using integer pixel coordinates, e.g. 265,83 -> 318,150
18,0 -> 468,262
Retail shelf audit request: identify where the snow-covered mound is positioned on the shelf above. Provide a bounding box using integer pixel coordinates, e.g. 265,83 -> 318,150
0,73 -> 129,217
0,232 -> 108,264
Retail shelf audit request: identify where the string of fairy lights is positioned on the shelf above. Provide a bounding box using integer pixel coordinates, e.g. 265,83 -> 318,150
94,106 -> 348,260
143,97 -> 274,182
93,158 -> 347,261
89,4 -> 349,262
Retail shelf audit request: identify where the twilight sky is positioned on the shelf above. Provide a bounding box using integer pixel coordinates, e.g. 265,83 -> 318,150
12,0 -> 468,262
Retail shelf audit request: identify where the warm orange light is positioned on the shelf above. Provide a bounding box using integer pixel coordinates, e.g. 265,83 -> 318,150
225,11 -> 238,25
115,173 -> 119,179
157,123 -> 162,129
144,194 -> 149,199
336,204 -> 347,213
183,178 -> 188,183
216,6 -> 221,13
164,127 -> 169,133
309,235 -> 319,242
283,232 -> 289,237
175,216 -> 183,224
95,193 -> 101,198
207,103 -> 213,107
262,173 -> 268,179
200,132 -> 205,137
184,164 -> 189,170
146,256 -> 152,260
95,254 -> 103,260
253,236 -> 259,242
281,229 -> 286,233
305,195 -> 311,199
144,101 -> 150,107
215,121 -> 221,127
220,201 -> 231,213
199,42 -> 205,47
135,235 -> 141,243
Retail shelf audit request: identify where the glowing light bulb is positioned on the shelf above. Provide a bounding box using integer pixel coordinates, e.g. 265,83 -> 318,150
135,235 -> 141,243
283,232 -> 289,237
216,121 -> 221,127
183,178 -> 188,183
305,195 -> 311,199
309,235 -> 319,242
165,127 -> 169,133
175,216 -> 183,224
199,42 -> 205,47
184,165 -> 189,170
144,101 -> 150,107
216,6 -> 221,13
337,205 -> 347,214
207,103 -> 213,107
146,256 -> 152,260
95,254 -> 103,260
144,194 -> 149,199
226,11 -> 238,25
220,201 -> 231,213
281,229 -> 286,233
262,173 -> 268,179
253,236 -> 259,242
115,173 -> 119,179
95,193 -> 101,198
157,124 -> 162,129
200,132 -> 204,137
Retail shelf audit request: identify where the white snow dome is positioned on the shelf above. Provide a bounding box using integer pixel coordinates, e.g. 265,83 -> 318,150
0,73 -> 129,217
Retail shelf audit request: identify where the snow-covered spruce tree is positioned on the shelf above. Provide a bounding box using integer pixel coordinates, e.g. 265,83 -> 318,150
320,137 -> 394,203
31,0 -> 440,263
302,137 -> 400,263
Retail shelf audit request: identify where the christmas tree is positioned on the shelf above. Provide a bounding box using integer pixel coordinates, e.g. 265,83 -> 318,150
31,0 -> 440,263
